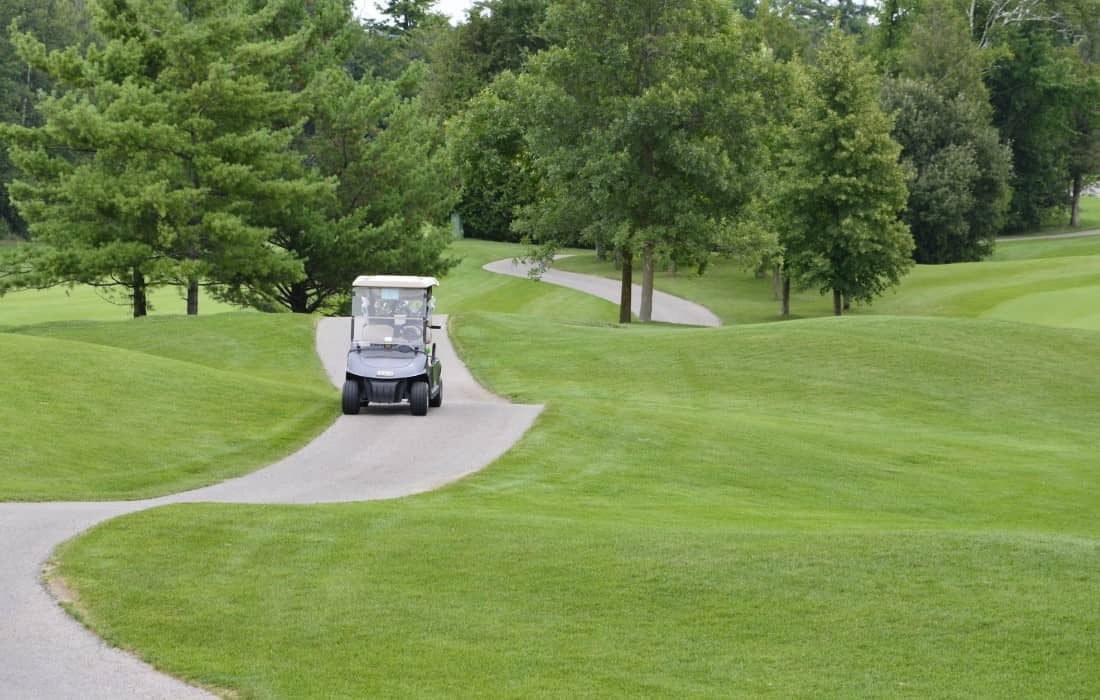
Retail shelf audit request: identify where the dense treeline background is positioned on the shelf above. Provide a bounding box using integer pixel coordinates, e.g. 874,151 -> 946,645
1,0 -> 1097,318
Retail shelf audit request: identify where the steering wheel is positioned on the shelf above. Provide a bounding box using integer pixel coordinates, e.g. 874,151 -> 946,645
400,324 -> 422,342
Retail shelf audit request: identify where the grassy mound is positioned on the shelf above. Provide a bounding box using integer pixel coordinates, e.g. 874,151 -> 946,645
554,233 -> 1100,328
0,313 -> 335,500
56,313 -> 1100,696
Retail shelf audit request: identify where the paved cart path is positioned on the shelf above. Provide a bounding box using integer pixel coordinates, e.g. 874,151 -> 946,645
0,315 -> 541,700
1,263 -> 718,699
483,257 -> 722,327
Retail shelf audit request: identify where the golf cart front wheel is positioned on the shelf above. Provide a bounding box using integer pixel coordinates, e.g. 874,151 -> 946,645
410,380 -> 429,416
342,380 -> 362,415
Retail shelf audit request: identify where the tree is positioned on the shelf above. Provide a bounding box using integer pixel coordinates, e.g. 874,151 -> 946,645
448,74 -> 539,242
0,0 -> 88,239
372,0 -> 438,32
428,0 -> 549,242
985,21 -> 1076,230
235,64 -> 458,313
781,30 -> 913,315
423,0 -> 549,115
3,0 -> 330,317
878,0 -> 1012,262
1065,3 -> 1100,226
514,0 -> 772,323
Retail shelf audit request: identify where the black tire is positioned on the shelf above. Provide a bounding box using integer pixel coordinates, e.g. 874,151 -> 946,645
410,380 -> 429,416
429,379 -> 443,408
342,380 -> 361,415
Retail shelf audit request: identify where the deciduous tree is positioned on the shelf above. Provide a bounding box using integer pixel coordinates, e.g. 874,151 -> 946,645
781,30 -> 913,314
513,0 -> 771,323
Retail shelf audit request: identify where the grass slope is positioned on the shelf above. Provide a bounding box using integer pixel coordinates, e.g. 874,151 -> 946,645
554,229 -> 1100,329
57,311 -> 1100,697
0,282 -> 241,327
1,313 -> 336,500
437,239 -> 618,321
0,238 -> 606,500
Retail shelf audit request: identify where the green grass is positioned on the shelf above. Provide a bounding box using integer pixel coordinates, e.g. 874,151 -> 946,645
0,281 -> 243,327
554,236 -> 1100,330
32,234 -> 1100,696
437,238 -> 618,321
57,314 -> 1100,697
1,313 -> 336,500
992,232 -> 1100,260
0,239 -> 608,500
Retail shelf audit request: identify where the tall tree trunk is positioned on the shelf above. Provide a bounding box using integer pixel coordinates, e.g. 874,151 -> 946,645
22,64 -> 32,127
781,269 -> 790,317
132,267 -> 148,318
619,248 -> 633,324
287,281 -> 310,313
187,277 -> 199,315
833,288 -> 843,315
1070,174 -> 1084,227
640,241 -> 655,322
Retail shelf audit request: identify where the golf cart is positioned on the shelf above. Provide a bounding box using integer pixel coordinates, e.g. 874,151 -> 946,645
342,275 -> 442,416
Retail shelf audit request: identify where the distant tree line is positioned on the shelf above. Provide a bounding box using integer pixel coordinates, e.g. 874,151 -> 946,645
1,0 -> 1097,319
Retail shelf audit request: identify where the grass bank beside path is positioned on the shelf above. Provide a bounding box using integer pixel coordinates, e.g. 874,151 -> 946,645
0,282 -> 241,327
53,234 -> 1100,697
435,238 -> 618,321
0,239 -> 607,501
57,312 -> 1100,697
554,206 -> 1100,329
0,312 -> 337,500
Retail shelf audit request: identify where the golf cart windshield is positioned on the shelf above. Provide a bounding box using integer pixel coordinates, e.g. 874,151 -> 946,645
351,285 -> 433,351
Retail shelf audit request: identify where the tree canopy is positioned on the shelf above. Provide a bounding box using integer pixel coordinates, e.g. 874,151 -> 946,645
512,0 -> 773,322
781,30 -> 914,314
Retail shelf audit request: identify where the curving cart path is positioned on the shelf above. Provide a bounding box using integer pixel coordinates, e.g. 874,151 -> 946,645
483,257 -> 722,327
0,263 -> 719,699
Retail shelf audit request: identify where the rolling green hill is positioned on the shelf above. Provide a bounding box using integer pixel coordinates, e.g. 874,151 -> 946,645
52,234 -> 1100,696
0,313 -> 336,500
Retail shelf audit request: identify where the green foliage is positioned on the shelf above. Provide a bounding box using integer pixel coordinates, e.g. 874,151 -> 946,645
448,72 -> 539,242
875,0 -> 1012,263
781,30 -> 913,312
369,0 -> 441,33
883,78 -> 1012,262
986,21 -> 1075,229
513,0 -> 774,319
424,0 -> 549,116
3,0 -> 328,316
428,0 -> 549,243
0,0 -> 89,238
231,64 -> 458,313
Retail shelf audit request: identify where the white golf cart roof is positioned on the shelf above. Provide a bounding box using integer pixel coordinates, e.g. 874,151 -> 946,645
352,275 -> 439,289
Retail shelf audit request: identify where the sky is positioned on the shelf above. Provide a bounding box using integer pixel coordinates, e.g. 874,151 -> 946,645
353,0 -> 475,25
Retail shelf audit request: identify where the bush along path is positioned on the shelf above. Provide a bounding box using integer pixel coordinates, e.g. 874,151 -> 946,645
2,269 -> 716,699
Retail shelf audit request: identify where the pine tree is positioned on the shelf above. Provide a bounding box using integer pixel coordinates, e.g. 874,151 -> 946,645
3,0 -> 325,316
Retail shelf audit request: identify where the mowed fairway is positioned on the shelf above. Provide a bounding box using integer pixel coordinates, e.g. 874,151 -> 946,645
0,313 -> 337,500
46,237 -> 1100,697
